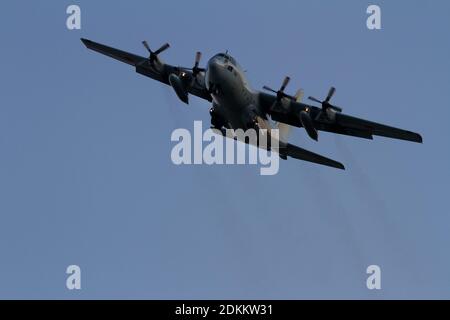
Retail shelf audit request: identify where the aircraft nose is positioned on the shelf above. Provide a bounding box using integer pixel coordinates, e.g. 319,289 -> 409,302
207,59 -> 221,78
206,59 -> 223,90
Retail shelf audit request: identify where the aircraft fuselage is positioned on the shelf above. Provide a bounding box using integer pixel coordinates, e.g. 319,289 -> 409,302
205,53 -> 262,132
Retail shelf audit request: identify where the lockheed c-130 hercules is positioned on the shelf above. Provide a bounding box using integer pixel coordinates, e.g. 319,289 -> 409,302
81,38 -> 422,170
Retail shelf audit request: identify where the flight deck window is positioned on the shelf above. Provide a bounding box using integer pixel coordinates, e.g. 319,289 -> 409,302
227,65 -> 234,72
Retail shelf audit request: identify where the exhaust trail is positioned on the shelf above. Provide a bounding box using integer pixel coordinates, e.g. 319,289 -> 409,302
163,87 -> 263,290
334,136 -> 388,213
333,135 -> 417,281
162,85 -> 188,128
299,165 -> 367,270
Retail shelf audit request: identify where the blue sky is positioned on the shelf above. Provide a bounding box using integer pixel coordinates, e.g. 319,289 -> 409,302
0,0 -> 449,299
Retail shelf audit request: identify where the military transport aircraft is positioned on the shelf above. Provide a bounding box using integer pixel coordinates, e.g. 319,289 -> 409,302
81,38 -> 422,170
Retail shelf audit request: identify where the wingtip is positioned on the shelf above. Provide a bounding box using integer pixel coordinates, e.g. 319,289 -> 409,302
332,161 -> 346,170
337,163 -> 346,170
80,38 -> 91,47
416,134 -> 423,144
406,131 -> 423,143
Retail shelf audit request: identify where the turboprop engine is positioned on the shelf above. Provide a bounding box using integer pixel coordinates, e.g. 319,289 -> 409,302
168,73 -> 189,104
299,109 -> 318,141
169,51 -> 206,105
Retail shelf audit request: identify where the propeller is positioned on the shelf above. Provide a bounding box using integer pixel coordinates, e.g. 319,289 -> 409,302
293,88 -> 304,102
263,76 -> 295,102
192,51 -> 206,77
308,87 -> 343,112
275,86 -> 305,144
142,41 -> 170,64
180,51 -> 206,81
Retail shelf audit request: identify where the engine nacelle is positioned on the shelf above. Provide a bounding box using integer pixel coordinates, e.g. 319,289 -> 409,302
299,111 -> 318,141
168,73 -> 189,104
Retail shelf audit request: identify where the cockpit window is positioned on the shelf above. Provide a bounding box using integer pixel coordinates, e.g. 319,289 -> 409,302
215,53 -> 237,66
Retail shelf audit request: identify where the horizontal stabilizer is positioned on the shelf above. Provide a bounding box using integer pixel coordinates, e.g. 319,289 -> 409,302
284,143 -> 345,170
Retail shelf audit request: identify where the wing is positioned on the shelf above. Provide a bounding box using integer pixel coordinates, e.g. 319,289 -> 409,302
81,38 -> 145,67
328,113 -> 423,143
259,92 -> 423,143
81,38 -> 212,102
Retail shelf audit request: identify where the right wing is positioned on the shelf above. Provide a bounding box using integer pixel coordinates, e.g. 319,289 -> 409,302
81,38 -> 212,102
81,38 -> 146,67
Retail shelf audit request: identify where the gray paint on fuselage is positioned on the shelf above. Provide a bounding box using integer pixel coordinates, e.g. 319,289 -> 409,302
205,53 -> 260,130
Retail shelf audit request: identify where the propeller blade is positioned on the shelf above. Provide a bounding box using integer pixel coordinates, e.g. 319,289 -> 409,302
195,51 -> 202,68
142,41 -> 152,54
294,89 -> 304,102
280,76 -> 290,92
277,122 -> 292,144
325,87 -> 336,102
263,86 -> 278,94
308,96 -> 322,104
154,43 -> 170,55
181,66 -> 206,71
330,105 -> 343,113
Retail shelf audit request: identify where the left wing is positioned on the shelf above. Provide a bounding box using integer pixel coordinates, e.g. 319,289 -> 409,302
259,92 -> 423,143
81,38 -> 212,102
327,113 -> 423,143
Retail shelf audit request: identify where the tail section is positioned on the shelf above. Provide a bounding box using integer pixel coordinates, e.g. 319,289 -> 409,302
280,143 -> 345,170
